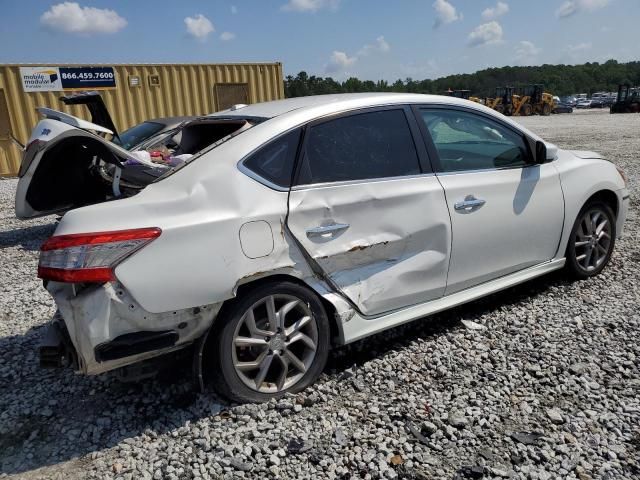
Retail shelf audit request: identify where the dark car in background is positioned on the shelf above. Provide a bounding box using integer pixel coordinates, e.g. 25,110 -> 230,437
553,103 -> 574,114
112,116 -> 194,150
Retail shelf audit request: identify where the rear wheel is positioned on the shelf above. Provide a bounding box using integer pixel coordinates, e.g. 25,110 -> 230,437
520,104 -> 533,116
209,281 -> 330,403
565,201 -> 616,279
542,103 -> 552,116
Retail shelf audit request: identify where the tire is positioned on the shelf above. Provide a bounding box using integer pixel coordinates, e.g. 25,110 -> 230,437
521,104 -> 532,116
542,103 -> 552,116
209,280 -> 330,403
565,201 -> 616,280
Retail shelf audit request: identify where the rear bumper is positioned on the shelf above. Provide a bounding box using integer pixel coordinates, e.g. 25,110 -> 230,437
39,312 -> 78,369
43,281 -> 222,375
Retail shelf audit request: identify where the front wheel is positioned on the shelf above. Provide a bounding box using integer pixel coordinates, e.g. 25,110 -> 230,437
209,281 -> 330,403
565,201 -> 616,279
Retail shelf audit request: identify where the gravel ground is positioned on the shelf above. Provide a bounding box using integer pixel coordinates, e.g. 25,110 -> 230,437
1,109 -> 639,480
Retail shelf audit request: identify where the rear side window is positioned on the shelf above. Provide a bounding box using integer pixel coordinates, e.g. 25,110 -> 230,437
243,128 -> 301,188
296,109 -> 421,185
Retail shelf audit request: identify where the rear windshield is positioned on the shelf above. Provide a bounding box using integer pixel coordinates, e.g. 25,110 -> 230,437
113,121 -> 165,150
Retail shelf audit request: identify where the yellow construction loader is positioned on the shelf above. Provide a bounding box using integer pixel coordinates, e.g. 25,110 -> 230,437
445,89 -> 484,104
488,85 -> 555,116
523,84 -> 555,116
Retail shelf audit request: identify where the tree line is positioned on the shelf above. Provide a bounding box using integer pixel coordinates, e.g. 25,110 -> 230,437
285,60 -> 640,98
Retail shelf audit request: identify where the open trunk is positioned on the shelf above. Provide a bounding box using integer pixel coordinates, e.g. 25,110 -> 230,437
15,111 -> 253,219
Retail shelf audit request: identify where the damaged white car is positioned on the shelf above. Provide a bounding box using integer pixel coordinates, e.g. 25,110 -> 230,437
17,93 -> 629,402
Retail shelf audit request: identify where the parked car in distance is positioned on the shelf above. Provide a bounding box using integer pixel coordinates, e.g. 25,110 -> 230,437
560,96 -> 577,107
553,103 -> 574,114
18,93 -> 629,402
576,99 -> 593,109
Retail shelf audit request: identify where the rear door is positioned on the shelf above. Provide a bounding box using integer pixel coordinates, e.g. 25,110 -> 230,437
286,107 -> 451,316
414,106 -> 564,294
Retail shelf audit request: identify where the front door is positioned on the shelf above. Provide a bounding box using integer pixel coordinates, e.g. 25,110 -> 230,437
416,106 -> 565,294
287,108 -> 452,316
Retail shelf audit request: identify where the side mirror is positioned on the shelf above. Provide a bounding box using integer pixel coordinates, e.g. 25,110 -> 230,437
535,140 -> 547,164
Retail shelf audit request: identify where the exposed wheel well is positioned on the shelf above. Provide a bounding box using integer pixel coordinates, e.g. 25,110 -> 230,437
584,190 -> 618,218
232,274 -> 342,347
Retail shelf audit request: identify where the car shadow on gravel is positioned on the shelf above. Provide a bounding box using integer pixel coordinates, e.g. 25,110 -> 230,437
0,223 -> 56,251
0,270 -> 573,475
326,270 -> 573,374
0,323 -> 225,475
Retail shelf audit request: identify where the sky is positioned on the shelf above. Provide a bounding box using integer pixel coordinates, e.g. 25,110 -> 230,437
0,0 -> 638,81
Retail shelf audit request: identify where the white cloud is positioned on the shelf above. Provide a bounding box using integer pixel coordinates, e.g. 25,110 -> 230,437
231,5 -> 238,14
567,42 -> 592,53
281,0 -> 340,13
515,41 -> 541,62
563,42 -> 594,63
468,21 -> 503,47
556,0 -> 611,18
40,2 -> 127,35
184,14 -> 214,40
358,36 -> 391,56
433,0 -> 461,28
220,31 -> 236,41
482,1 -> 509,20
325,51 -> 357,73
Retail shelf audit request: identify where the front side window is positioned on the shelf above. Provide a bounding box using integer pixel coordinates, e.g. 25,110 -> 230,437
296,109 -> 421,185
419,109 -> 531,173
243,128 -> 301,188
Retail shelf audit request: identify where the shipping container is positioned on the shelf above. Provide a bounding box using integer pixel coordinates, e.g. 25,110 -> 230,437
0,63 -> 284,176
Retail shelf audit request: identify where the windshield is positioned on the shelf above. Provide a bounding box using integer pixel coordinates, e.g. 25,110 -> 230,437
113,121 -> 166,150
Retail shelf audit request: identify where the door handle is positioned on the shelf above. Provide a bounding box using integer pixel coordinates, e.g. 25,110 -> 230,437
454,195 -> 486,212
306,222 -> 350,239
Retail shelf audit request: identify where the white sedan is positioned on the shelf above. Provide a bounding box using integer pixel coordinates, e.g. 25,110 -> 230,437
16,93 -> 629,402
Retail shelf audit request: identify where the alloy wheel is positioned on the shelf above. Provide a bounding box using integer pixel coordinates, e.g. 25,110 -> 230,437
231,294 -> 318,394
573,208 -> 612,272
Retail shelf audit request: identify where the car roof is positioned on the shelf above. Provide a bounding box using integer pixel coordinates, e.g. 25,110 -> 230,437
205,92 -> 545,148
208,93 -> 476,120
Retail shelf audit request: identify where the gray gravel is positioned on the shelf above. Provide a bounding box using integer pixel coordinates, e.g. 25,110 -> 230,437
1,109 -> 639,479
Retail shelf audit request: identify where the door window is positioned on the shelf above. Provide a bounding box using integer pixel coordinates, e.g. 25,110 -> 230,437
296,109 -> 421,185
419,109 -> 531,172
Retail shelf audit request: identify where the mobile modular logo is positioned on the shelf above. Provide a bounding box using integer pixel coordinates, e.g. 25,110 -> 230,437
20,67 -> 63,92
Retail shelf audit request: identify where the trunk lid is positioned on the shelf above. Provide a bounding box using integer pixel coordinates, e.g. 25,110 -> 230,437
15,116 -> 134,219
59,91 -> 120,141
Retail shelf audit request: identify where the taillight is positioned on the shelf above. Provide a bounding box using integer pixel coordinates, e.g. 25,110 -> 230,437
38,228 -> 161,283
